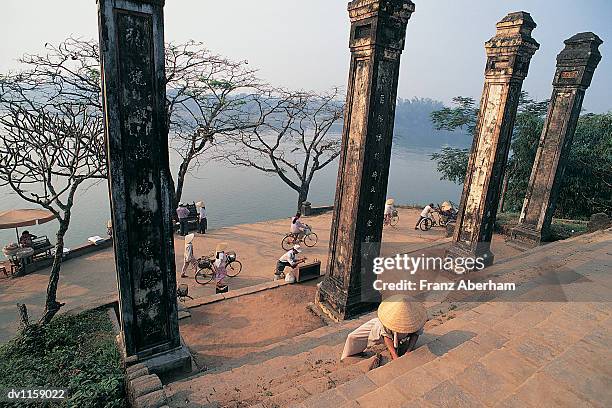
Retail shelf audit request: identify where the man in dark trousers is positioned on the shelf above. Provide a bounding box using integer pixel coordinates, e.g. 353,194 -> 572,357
176,203 -> 190,236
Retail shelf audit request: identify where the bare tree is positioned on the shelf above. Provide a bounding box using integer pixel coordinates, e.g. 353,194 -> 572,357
164,41 -> 277,206
224,89 -> 344,210
17,38 -> 275,207
0,76 -> 105,324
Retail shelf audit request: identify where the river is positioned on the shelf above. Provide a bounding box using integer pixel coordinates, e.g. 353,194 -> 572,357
0,145 -> 462,252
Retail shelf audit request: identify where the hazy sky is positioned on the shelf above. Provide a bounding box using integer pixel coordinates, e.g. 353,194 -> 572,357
2,0 -> 611,112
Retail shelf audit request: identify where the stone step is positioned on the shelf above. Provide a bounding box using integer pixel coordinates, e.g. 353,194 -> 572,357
261,354 -> 380,408
167,334 -> 375,407
295,303 -> 523,408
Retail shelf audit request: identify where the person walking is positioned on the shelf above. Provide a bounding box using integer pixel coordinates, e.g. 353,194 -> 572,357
214,242 -> 228,289
176,203 -> 190,236
181,233 -> 197,278
196,201 -> 207,234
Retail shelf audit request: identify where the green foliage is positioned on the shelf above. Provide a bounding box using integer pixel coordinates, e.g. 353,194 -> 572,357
556,113 -> 612,218
0,309 -> 125,408
430,93 -> 612,219
495,212 -> 587,241
430,96 -> 478,135
430,147 -> 470,184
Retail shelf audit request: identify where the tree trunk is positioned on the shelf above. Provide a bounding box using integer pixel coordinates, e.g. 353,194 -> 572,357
297,184 -> 310,212
17,303 -> 29,328
498,171 -> 509,214
174,157 -> 192,208
39,218 -> 69,325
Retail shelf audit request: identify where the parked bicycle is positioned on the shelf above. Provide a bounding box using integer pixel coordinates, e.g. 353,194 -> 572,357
194,251 -> 243,285
281,224 -> 318,250
384,209 -> 400,227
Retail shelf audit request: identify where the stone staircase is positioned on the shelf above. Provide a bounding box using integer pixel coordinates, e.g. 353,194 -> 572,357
165,229 -> 611,407
294,299 -> 610,408
165,313 -> 391,407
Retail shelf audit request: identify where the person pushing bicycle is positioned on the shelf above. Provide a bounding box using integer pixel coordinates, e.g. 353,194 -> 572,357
415,203 -> 435,230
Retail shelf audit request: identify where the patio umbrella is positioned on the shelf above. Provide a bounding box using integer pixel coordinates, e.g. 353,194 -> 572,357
0,209 -> 56,241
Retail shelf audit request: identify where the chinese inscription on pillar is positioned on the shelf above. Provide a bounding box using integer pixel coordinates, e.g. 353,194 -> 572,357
316,0 -> 415,320
446,12 -> 539,268
511,32 -> 602,247
98,0 -> 180,358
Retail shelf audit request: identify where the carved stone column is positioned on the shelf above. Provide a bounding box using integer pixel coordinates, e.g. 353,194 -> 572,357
446,12 -> 539,267
316,0 -> 415,321
98,0 -> 190,374
510,33 -> 602,248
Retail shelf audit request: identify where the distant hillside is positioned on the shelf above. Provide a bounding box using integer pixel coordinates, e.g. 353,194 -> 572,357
393,98 -> 472,148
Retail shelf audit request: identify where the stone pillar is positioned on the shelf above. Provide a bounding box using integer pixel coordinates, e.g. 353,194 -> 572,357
316,0 -> 415,321
510,33 -> 602,247
98,0 -> 190,374
446,12 -> 539,267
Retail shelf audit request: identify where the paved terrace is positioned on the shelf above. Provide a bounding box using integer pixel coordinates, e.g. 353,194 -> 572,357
164,228 -> 612,408
2,208 -> 516,343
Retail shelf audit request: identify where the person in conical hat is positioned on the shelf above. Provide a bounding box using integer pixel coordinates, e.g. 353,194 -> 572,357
384,198 -> 396,225
214,242 -> 229,287
340,295 -> 427,361
180,233 -> 197,278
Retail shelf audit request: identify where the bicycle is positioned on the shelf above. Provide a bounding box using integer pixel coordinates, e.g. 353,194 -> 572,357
418,210 -> 446,231
281,225 -> 318,250
194,251 -> 243,285
384,210 -> 399,227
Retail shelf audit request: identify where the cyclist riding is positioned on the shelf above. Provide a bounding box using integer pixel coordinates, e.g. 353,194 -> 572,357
291,212 -> 307,238
384,198 -> 395,225
282,212 -> 318,249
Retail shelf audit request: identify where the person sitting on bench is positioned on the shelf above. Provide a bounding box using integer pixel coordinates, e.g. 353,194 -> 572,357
19,230 -> 37,248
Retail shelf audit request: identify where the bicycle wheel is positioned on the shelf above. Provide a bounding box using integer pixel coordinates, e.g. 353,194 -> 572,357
227,260 -> 242,277
304,232 -> 318,247
420,218 -> 433,231
390,214 -> 399,227
194,267 -> 214,285
438,216 -> 448,227
281,235 -> 294,251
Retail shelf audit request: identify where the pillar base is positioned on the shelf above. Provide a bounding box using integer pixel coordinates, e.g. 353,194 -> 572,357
316,278 -> 380,321
445,242 -> 494,272
508,224 -> 545,251
118,335 -> 192,378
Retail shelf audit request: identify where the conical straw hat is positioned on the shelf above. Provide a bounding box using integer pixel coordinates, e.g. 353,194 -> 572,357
385,198 -> 395,205
196,201 -> 205,207
185,233 -> 195,244
378,295 -> 427,333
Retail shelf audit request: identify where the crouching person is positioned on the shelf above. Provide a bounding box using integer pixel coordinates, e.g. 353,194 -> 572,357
341,295 -> 427,361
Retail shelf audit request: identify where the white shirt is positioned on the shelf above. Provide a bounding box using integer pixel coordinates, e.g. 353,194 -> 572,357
279,250 -> 297,266
214,251 -> 226,269
421,205 -> 433,218
199,207 -> 207,219
184,242 -> 195,262
291,218 -> 305,234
